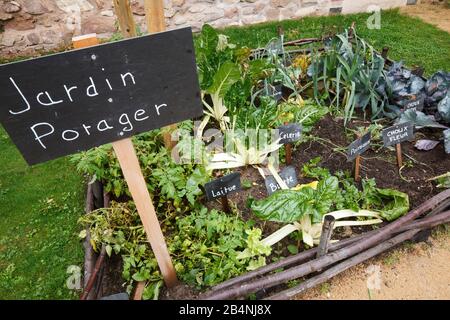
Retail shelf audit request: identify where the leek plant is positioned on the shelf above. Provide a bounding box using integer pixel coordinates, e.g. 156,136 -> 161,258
308,28 -> 390,125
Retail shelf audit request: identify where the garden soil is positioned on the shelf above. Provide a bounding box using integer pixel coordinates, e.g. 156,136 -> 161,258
293,4 -> 450,300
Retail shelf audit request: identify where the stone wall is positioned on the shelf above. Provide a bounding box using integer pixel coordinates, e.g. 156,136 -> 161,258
0,0 -> 413,58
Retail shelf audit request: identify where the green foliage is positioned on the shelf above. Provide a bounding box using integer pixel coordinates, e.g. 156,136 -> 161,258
0,128 -> 84,300
430,172 -> 450,189
252,160 -> 409,224
236,228 -> 272,271
308,28 -> 389,125
70,130 -> 210,213
251,176 -> 339,224
361,179 -> 410,221
80,203 -> 269,298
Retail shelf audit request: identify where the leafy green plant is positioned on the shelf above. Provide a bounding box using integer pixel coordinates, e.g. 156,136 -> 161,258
308,28 -> 390,125
250,161 -> 409,246
80,203 -> 269,298
429,172 -> 450,189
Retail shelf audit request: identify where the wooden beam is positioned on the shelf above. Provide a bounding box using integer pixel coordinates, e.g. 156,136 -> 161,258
144,0 -> 177,150
112,138 -> 177,287
113,0 -> 138,38
145,0 -> 166,33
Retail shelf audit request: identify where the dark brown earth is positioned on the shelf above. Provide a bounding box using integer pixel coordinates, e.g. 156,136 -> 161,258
97,114 -> 450,299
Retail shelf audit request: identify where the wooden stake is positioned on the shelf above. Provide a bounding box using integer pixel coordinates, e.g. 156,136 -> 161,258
396,143 -> 403,168
354,155 -> 361,182
316,215 -> 336,259
144,0 -> 177,150
132,281 -> 146,300
284,122 -> 292,165
113,0 -> 137,38
145,0 -> 166,33
285,144 -> 292,166
72,34 -> 177,288
221,196 -> 231,214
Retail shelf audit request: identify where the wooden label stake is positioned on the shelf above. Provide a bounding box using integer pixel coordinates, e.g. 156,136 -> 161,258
72,34 -> 177,288
285,143 -> 292,166
220,196 -> 232,214
354,155 -> 361,182
347,133 -> 371,183
396,143 -> 403,168
382,122 -> 414,171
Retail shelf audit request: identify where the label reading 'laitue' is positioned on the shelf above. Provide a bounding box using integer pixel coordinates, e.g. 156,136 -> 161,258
382,121 -> 414,147
204,172 -> 241,201
264,166 -> 298,195
277,123 -> 302,144
347,132 -> 371,161
0,27 -> 202,165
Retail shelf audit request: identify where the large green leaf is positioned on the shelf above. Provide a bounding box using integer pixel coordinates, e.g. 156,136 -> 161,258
206,61 -> 241,97
250,176 -> 339,223
375,188 -> 410,221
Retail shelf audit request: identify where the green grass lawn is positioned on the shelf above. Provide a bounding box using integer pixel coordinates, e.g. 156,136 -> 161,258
221,9 -> 450,75
0,126 -> 85,299
0,8 -> 449,299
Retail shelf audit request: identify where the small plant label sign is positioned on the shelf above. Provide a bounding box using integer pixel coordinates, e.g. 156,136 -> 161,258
347,132 -> 371,161
204,172 -> 241,201
0,27 -> 202,165
265,83 -> 283,102
278,123 -> 302,144
403,96 -> 424,112
382,121 -> 414,147
265,166 -> 298,195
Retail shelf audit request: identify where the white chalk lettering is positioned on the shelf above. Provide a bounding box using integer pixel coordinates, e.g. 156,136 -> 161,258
36,91 -> 64,106
62,130 -> 80,141
97,120 -> 113,132
86,77 -> 98,97
121,72 -> 136,87
30,122 -> 55,149
119,113 -> 133,132
155,103 -> 167,116
105,79 -> 113,91
82,124 -> 92,135
269,183 -> 279,192
64,85 -> 78,102
9,77 -> 31,115
211,184 -> 237,198
134,109 -> 149,121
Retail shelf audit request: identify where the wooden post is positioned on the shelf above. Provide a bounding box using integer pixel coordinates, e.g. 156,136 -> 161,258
284,122 -> 292,165
112,139 -> 177,287
316,215 -> 336,259
113,0 -> 137,38
354,155 -> 361,182
396,143 -> 403,168
144,0 -> 177,150
132,277 -> 146,300
145,0 -> 166,33
72,34 -> 177,288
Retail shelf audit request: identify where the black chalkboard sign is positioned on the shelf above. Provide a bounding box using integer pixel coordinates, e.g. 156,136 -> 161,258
278,123 -> 302,144
0,27 -> 202,165
264,166 -> 298,195
382,121 -> 414,147
403,96 -> 424,112
347,132 -> 371,161
204,172 -> 241,201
